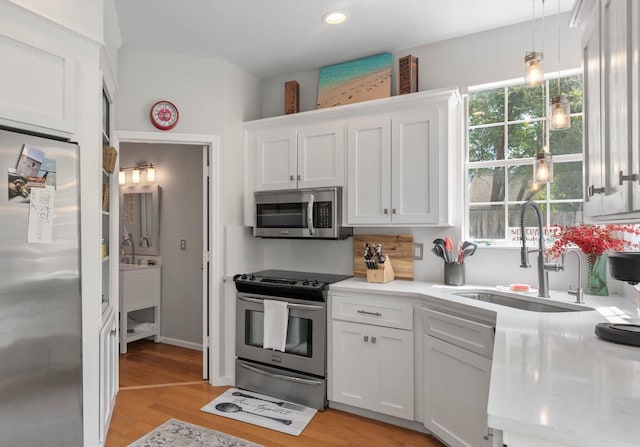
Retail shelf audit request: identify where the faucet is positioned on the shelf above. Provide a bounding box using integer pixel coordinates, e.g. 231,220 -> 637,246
120,236 -> 135,265
564,248 -> 584,304
139,236 -> 150,248
519,200 -> 562,298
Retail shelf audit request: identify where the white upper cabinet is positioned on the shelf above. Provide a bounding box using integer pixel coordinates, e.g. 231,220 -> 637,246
348,99 -> 456,226
577,0 -> 640,219
244,89 -> 460,227
254,123 -> 344,191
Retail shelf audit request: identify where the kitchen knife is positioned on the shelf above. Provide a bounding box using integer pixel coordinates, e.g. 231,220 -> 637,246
376,244 -> 385,263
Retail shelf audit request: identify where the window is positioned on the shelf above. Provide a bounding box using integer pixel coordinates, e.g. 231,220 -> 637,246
466,72 -> 583,243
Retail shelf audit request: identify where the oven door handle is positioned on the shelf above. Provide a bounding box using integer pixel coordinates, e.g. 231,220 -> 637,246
237,360 -> 324,386
237,294 -> 324,311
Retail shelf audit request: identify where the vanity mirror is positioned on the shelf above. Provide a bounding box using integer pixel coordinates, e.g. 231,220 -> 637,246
120,184 -> 160,256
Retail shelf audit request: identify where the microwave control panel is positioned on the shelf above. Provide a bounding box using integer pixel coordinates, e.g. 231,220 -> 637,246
314,201 -> 332,228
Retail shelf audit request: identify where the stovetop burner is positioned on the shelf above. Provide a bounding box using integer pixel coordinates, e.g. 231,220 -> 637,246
233,269 -> 352,301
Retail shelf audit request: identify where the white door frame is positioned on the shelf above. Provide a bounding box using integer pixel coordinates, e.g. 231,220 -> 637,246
114,130 -> 224,385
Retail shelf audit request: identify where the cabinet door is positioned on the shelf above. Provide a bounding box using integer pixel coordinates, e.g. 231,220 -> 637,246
583,5 -> 605,217
297,123 -> 344,189
631,0 -> 640,212
601,0 -> 632,215
256,129 -> 297,190
99,310 -> 117,444
332,320 -> 414,419
424,335 -> 492,447
347,116 -> 392,225
391,110 -> 441,224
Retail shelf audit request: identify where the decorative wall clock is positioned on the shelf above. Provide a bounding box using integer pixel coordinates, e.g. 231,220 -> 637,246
150,100 -> 179,130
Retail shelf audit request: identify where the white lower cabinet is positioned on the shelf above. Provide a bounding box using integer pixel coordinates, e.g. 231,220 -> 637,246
99,308 -> 118,445
332,320 -> 414,419
422,307 -> 494,447
330,293 -> 414,420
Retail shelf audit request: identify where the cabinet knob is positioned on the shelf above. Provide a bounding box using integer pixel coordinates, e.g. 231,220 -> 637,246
297,174 -> 301,181
588,185 -> 605,197
619,170 -> 639,185
371,337 -> 376,344
290,175 -> 294,181
392,208 -> 396,214
384,208 -> 388,214
363,335 -> 369,342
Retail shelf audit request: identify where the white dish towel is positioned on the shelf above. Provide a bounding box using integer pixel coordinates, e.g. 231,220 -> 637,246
263,299 -> 289,352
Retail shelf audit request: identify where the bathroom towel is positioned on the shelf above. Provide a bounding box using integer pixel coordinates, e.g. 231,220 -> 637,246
263,299 -> 289,352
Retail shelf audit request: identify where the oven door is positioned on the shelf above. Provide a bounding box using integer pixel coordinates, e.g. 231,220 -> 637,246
236,292 -> 326,377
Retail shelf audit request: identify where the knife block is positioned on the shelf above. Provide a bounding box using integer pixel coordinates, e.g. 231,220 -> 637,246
366,256 -> 395,283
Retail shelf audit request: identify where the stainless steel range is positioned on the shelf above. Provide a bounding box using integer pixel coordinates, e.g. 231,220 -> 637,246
234,269 -> 351,410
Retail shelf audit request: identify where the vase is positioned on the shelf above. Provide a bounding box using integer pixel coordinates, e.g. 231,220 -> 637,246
586,254 -> 609,296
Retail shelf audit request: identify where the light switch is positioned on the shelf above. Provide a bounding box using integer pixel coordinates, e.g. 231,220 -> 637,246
180,239 -> 187,250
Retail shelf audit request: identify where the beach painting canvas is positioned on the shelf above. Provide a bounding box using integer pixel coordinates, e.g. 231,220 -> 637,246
317,52 -> 392,109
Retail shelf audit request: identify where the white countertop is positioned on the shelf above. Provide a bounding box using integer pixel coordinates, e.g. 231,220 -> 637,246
330,277 -> 640,447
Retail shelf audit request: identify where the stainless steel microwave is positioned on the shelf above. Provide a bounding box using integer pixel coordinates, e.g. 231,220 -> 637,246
254,187 -> 352,239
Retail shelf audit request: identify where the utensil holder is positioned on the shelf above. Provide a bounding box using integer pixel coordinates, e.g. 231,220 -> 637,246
366,256 -> 395,283
444,263 -> 465,286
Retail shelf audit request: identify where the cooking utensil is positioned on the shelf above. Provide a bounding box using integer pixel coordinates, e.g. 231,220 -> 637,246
432,245 -> 446,260
215,402 -> 293,425
462,241 -> 478,257
433,238 -> 449,263
231,391 -> 306,411
445,237 -> 454,262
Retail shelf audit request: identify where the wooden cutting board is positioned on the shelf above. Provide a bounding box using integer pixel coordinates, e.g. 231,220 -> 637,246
353,234 -> 414,280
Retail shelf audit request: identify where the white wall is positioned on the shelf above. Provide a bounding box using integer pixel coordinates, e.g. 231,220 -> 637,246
120,142 -> 204,346
261,12 -> 582,118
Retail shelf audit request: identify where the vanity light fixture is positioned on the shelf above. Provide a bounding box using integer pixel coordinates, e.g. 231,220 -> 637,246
322,11 -> 347,25
525,0 -> 544,87
119,162 -> 158,185
549,0 -> 570,130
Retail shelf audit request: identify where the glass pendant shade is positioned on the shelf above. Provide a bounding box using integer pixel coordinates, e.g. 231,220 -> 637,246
146,164 -> 156,182
132,168 -> 141,184
118,170 -> 126,185
534,151 -> 554,185
525,52 -> 544,86
550,94 -> 571,130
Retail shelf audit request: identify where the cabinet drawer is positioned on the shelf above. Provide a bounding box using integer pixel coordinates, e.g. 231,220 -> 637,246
421,308 -> 494,358
332,294 -> 413,330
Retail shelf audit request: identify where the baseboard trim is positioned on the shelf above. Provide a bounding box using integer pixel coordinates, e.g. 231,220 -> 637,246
159,336 -> 203,351
328,401 -> 431,434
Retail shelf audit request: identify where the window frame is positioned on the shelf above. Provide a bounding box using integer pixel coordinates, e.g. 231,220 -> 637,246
464,68 -> 584,245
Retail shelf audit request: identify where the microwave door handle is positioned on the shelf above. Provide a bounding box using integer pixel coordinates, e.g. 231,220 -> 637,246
307,194 -> 315,235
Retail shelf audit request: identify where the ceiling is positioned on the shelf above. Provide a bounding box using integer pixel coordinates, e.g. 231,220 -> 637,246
114,0 -> 576,80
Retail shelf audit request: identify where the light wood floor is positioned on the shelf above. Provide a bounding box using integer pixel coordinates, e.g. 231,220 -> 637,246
107,340 -> 445,447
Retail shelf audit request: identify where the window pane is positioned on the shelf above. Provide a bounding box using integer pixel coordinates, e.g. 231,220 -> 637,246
469,167 -> 505,202
469,126 -> 505,162
507,165 -> 545,201
508,121 -> 542,158
508,84 -> 544,121
469,204 -> 504,239
550,202 -> 583,226
508,203 -> 545,228
468,88 -> 505,126
550,116 -> 583,155
548,74 -> 583,113
550,161 -> 583,200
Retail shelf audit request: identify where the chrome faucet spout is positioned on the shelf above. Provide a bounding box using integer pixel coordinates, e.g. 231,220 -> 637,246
564,248 -> 584,304
519,200 -> 550,298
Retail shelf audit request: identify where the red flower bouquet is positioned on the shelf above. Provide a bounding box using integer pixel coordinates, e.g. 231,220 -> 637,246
547,224 -> 640,259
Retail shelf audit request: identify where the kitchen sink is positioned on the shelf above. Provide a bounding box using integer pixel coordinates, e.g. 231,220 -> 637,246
453,290 -> 592,313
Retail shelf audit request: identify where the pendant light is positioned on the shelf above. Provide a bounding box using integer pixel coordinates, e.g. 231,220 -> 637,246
534,94 -> 553,185
525,0 -> 544,87
549,0 -> 571,130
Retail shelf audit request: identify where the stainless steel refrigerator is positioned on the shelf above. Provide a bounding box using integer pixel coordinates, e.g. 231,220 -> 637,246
0,128 -> 82,446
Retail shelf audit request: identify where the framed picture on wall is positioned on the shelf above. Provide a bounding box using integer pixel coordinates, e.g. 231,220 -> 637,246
316,52 -> 392,109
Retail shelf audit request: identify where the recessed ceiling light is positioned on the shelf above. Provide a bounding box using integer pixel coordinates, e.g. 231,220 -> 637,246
322,11 -> 347,25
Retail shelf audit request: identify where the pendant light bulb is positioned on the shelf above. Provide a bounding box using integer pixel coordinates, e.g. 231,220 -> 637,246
525,52 -> 544,86
534,151 -> 554,185
550,94 -> 571,130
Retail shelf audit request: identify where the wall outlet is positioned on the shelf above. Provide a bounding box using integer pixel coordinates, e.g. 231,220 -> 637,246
413,242 -> 424,260
180,239 -> 187,250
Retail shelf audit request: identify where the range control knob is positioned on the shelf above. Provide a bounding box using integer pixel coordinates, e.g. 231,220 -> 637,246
249,274 -> 256,280
302,279 -> 310,286
240,274 -> 248,280
312,280 -> 319,286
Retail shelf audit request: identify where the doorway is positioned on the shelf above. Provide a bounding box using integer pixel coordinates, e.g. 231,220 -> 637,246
115,131 -> 221,385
